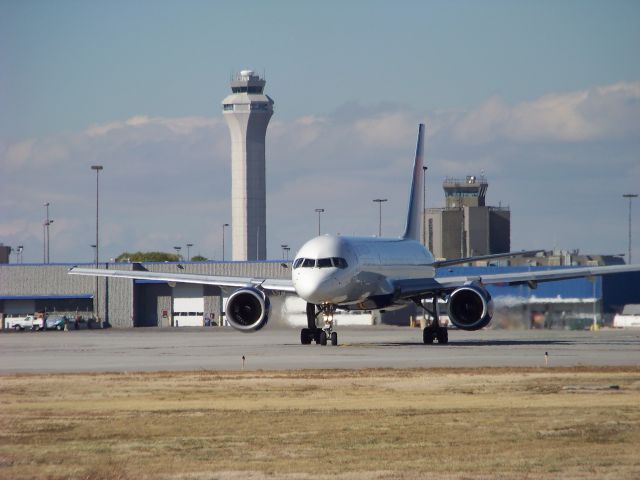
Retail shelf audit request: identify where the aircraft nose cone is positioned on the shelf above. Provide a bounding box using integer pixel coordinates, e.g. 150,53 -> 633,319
294,273 -> 337,304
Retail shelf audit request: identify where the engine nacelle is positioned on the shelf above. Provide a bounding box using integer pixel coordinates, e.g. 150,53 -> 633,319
225,288 -> 270,332
447,285 -> 494,331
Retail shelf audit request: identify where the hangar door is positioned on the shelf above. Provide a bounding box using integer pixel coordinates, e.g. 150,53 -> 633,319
172,284 -> 204,327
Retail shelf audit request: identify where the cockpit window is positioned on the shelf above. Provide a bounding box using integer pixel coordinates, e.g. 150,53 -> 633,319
293,257 -> 348,269
301,258 -> 316,268
332,257 -> 348,269
317,258 -> 333,268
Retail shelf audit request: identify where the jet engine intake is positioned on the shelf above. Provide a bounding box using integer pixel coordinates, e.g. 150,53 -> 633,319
447,285 -> 493,331
225,288 -> 270,332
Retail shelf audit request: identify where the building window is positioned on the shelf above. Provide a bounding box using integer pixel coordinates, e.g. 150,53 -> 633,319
223,104 -> 234,111
428,219 -> 433,252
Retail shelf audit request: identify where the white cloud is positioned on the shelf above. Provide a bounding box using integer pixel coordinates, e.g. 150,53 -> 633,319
354,111 -> 416,148
452,82 -> 640,144
1,82 -> 638,263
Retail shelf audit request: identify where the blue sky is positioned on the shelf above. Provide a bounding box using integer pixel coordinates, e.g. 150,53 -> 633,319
1,0 -> 639,263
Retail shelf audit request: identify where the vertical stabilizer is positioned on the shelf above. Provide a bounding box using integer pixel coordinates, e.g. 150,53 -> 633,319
402,124 -> 425,241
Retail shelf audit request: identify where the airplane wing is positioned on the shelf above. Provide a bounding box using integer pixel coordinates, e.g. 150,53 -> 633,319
68,267 -> 297,293
430,250 -> 544,268
392,263 -> 640,299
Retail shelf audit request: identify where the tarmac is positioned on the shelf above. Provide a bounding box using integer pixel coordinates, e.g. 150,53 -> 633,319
1,326 -> 639,374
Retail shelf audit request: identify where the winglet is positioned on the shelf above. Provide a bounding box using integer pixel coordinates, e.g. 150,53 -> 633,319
402,123 -> 425,240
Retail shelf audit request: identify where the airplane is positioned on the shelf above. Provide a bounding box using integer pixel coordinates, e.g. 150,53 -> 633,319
69,124 -> 640,345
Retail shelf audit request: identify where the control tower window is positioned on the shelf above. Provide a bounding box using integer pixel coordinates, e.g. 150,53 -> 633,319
231,86 -> 264,94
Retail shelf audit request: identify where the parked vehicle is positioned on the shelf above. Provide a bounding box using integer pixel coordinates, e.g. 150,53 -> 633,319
6,315 -> 36,330
32,315 -> 46,331
45,315 -> 69,331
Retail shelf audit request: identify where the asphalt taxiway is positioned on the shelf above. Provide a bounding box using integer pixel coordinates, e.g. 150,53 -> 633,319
1,326 -> 639,373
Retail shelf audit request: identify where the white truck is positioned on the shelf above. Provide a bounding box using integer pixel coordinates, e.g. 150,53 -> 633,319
5,315 -> 36,330
4,315 -> 46,331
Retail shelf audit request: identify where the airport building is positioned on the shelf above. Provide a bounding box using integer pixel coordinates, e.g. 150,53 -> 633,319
0,261 -> 290,329
222,70 -> 274,261
425,176 -> 510,260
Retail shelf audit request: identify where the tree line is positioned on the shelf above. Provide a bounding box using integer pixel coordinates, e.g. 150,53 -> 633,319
115,251 -> 208,262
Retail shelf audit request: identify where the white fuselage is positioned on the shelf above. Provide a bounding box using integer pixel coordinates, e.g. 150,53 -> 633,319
292,234 -> 435,308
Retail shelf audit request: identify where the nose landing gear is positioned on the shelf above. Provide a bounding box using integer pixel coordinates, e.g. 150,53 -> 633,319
301,303 -> 338,346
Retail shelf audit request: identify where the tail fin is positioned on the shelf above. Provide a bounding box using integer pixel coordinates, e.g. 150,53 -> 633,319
402,123 -> 425,240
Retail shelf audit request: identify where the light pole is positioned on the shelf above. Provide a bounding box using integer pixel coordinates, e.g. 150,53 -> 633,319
173,246 -> 182,261
46,220 -> 54,262
17,245 -> 23,264
373,198 -> 387,237
222,223 -> 229,261
422,166 -> 428,247
281,244 -> 289,260
91,165 -> 103,325
315,209 -> 324,236
186,243 -> 193,261
43,202 -> 50,263
283,246 -> 290,261
623,194 -> 638,263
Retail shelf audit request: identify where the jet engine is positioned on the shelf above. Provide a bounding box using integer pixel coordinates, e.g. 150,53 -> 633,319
447,285 -> 493,331
225,288 -> 270,332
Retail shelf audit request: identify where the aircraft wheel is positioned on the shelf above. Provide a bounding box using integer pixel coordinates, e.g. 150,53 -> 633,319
331,332 -> 338,346
423,327 -> 434,344
319,331 -> 328,346
301,328 -> 312,345
436,328 -> 448,344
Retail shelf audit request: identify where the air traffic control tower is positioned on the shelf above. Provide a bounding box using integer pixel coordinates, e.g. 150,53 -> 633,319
425,176 -> 510,260
222,70 -> 274,260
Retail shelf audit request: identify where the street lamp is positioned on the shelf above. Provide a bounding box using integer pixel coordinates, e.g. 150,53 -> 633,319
91,165 -> 103,326
46,220 -> 54,262
623,194 -> 638,263
222,223 -> 230,261
43,202 -> 50,263
173,246 -> 182,261
17,245 -> 23,264
422,166 -> 428,247
315,208 -> 325,236
373,198 -> 388,237
281,244 -> 289,260
186,243 -> 194,261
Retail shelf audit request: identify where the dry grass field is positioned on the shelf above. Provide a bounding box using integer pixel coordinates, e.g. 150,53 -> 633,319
1,367 -> 639,480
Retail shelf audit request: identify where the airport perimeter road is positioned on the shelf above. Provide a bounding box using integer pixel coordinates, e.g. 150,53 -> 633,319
1,326 -> 639,373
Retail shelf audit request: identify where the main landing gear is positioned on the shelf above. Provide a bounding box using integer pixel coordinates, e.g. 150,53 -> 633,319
301,303 -> 338,346
417,296 -> 449,345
